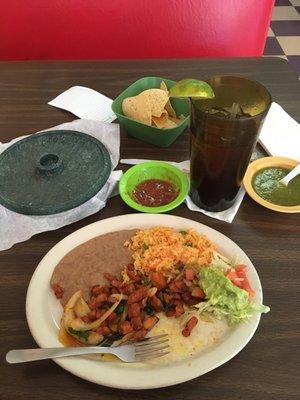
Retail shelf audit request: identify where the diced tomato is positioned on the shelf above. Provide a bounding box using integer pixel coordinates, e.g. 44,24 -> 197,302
227,266 -> 254,297
139,310 -> 146,320
131,316 -> 143,330
111,279 -> 123,289
169,282 -> 180,293
149,295 -> 164,311
91,285 -> 103,296
163,293 -> 173,303
182,292 -> 199,306
104,273 -> 115,282
174,302 -> 184,317
191,287 -> 205,299
172,293 -> 181,300
119,321 -> 133,334
185,269 -> 195,281
128,303 -> 141,318
235,265 -> 248,278
150,272 -> 167,289
174,279 -> 186,291
133,329 -> 147,340
241,276 -> 255,298
96,325 -> 111,336
165,309 -> 176,317
126,269 -> 142,282
182,316 -> 198,337
87,310 -> 97,321
124,282 -> 135,295
127,286 -> 148,304
227,269 -> 244,288
143,316 -> 159,330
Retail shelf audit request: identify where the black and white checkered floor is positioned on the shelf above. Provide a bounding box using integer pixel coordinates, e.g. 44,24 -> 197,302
264,0 -> 300,75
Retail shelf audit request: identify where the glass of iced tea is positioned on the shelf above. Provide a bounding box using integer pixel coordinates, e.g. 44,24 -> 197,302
190,76 -> 272,212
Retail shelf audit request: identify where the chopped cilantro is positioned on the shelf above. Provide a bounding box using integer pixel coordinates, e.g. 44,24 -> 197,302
145,304 -> 155,315
142,277 -> 151,285
68,327 -> 90,342
100,332 -> 124,347
180,230 -> 187,235
161,300 -> 173,312
164,303 -> 173,312
176,262 -> 185,270
115,300 -> 127,314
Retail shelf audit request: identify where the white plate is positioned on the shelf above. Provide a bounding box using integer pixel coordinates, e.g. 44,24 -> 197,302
26,214 -> 263,389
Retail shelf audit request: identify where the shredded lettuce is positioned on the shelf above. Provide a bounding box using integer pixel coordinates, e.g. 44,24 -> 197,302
196,266 -> 270,325
210,251 -> 232,272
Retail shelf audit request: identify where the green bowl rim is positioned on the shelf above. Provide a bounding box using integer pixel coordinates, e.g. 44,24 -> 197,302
119,161 -> 190,213
111,76 -> 190,131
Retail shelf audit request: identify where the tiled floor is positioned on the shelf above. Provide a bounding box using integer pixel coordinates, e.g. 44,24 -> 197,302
264,0 -> 300,75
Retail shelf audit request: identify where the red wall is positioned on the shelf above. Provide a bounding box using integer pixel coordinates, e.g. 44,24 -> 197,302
0,0 -> 274,60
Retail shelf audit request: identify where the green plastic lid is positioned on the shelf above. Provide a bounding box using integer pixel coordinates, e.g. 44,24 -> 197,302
0,130 -> 111,215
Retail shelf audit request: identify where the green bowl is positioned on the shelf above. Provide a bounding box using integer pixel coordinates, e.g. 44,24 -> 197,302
119,161 -> 189,213
112,77 -> 190,147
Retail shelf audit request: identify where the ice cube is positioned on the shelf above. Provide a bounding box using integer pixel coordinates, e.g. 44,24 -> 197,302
205,103 -> 251,119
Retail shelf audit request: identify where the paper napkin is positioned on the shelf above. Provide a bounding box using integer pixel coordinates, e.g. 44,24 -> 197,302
0,119 -> 121,251
259,102 -> 300,160
48,86 -> 116,123
120,159 -> 245,223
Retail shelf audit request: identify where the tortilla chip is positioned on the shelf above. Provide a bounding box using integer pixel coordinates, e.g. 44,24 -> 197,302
151,108 -> 167,126
165,101 -> 177,118
160,80 -> 168,92
122,94 -> 152,125
160,80 -> 177,118
140,89 -> 168,117
152,114 -> 177,129
169,116 -> 185,125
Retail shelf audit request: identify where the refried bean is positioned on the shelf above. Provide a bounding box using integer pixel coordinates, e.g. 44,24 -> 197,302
50,230 -> 136,305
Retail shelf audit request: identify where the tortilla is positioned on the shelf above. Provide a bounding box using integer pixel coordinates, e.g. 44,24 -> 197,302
160,81 -> 177,118
140,88 -> 168,117
165,103 -> 177,119
50,230 -> 136,305
160,80 -> 168,92
169,116 -> 185,125
152,113 -> 177,129
122,95 -> 151,125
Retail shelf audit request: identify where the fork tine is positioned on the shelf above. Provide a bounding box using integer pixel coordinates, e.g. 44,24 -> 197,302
134,334 -> 168,343
136,351 -> 170,361
135,344 -> 169,355
134,338 -> 168,348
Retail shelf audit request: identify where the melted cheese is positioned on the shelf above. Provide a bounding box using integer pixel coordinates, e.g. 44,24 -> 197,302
149,312 -> 228,364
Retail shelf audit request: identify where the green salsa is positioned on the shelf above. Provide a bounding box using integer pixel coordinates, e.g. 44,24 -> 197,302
252,167 -> 300,207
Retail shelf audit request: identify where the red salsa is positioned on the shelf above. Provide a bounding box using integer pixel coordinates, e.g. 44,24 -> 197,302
133,179 -> 179,207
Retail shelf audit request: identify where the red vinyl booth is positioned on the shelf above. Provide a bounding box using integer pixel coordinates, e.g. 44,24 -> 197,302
0,0 -> 274,60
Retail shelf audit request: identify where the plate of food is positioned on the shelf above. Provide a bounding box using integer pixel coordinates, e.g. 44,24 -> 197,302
26,214 -> 269,389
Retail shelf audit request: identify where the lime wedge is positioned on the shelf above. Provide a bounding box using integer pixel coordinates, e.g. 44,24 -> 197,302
169,79 -> 214,99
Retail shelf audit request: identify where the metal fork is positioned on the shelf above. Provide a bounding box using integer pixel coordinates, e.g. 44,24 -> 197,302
6,334 -> 169,364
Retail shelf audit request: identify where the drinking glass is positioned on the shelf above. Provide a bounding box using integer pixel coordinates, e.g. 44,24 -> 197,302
190,76 -> 272,212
